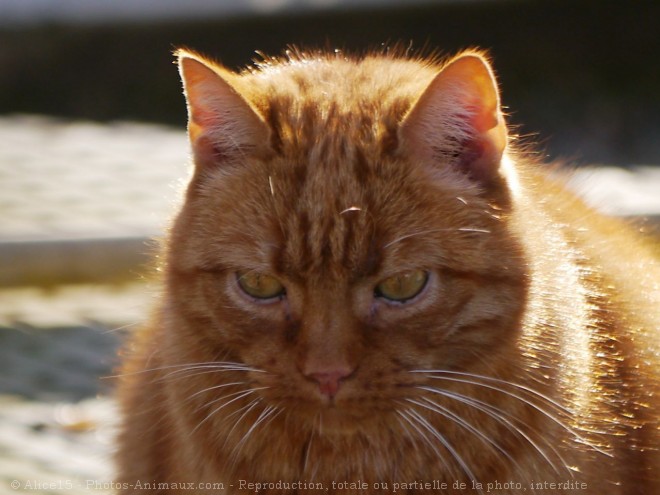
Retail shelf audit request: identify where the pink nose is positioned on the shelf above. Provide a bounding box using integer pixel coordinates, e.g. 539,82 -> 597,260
308,369 -> 352,399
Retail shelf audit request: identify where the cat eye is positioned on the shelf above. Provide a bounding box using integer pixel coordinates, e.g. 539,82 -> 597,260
374,269 -> 428,303
236,271 -> 286,300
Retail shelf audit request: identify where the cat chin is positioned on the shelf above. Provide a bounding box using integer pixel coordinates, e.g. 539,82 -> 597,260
307,413 -> 390,439
279,398 -> 394,436
313,409 -> 368,435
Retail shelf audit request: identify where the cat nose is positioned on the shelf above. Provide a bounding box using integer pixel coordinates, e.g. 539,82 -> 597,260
307,368 -> 354,399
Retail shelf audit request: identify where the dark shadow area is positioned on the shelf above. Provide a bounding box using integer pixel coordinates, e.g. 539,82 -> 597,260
1,0 -> 658,164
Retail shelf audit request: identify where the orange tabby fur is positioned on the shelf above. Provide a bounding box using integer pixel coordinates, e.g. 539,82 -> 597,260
115,48 -> 659,494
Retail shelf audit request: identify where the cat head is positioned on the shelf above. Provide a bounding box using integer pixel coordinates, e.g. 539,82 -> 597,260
166,48 -> 527,433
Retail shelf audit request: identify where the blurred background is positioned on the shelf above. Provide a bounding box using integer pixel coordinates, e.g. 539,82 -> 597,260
3,0 -> 660,163
1,0 -> 659,493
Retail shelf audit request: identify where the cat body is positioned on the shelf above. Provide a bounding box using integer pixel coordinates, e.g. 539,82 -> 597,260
116,49 -> 659,494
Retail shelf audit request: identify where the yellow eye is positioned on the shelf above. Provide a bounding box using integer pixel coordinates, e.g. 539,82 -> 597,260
375,270 -> 428,302
236,271 -> 285,299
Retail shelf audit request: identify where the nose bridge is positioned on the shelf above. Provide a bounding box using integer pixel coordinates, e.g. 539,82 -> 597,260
297,287 -> 357,377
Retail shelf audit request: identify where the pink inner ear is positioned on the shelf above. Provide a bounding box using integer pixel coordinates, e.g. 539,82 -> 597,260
456,131 -> 506,183
178,52 -> 269,168
192,134 -> 232,167
399,53 -> 508,185
467,102 -> 499,134
191,107 -> 216,128
456,139 -> 487,178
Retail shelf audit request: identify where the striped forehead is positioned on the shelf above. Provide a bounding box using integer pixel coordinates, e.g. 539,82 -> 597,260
264,128 -> 392,278
258,78 -> 413,280
271,148 -> 381,281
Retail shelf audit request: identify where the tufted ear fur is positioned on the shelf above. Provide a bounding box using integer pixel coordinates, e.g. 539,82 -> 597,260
177,49 -> 270,170
399,52 -> 508,185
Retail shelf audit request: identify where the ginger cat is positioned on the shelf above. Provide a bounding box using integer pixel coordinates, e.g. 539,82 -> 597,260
115,47 -> 659,494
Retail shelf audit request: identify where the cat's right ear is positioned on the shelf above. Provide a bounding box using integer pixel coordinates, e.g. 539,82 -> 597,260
399,52 -> 508,188
177,49 -> 270,169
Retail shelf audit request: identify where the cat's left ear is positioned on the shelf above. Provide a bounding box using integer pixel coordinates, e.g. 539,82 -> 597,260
399,52 -> 507,185
177,49 -> 270,169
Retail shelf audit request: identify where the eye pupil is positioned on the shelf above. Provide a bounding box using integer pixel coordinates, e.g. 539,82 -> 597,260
375,270 -> 428,303
237,271 -> 285,299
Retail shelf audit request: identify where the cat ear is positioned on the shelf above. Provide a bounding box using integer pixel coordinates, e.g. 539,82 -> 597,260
177,49 -> 270,168
399,52 -> 507,185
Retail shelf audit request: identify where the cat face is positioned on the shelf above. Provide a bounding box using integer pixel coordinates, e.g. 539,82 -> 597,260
166,50 -> 527,436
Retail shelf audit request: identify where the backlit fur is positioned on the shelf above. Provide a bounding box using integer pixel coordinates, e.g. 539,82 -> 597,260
115,49 -> 659,494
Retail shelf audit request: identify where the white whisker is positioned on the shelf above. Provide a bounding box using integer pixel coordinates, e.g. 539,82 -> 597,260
302,431 -> 314,475
407,397 -> 516,466
416,372 -> 609,456
233,405 -> 280,456
395,409 -> 423,454
199,386 -> 270,411
396,410 -> 454,477
162,369 -> 253,383
417,385 -> 568,477
222,398 -> 263,447
163,363 -> 266,377
186,381 -> 246,401
192,387 -> 267,434
411,369 -> 571,415
108,361 -> 266,379
405,408 -> 480,489
383,227 -> 490,249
